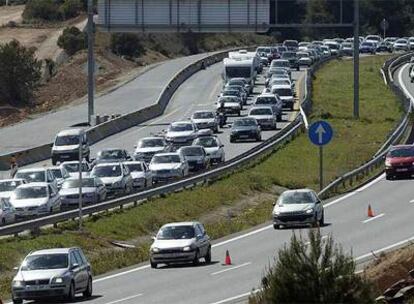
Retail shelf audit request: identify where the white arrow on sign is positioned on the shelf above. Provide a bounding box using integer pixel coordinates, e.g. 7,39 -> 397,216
315,124 -> 326,144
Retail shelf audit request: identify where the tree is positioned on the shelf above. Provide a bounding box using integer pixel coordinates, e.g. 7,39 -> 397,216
23,0 -> 61,21
0,40 -> 41,107
111,33 -> 145,58
302,0 -> 335,40
250,230 -> 375,304
57,26 -> 87,56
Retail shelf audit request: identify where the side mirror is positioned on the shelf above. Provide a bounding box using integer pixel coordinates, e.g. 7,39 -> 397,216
13,266 -> 19,271
196,234 -> 203,239
220,145 -> 224,148
71,263 -> 79,270
272,202 -> 276,206
315,200 -> 321,205
151,236 -> 156,241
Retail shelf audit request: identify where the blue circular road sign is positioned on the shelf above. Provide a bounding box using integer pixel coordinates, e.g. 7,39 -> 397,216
308,121 -> 333,146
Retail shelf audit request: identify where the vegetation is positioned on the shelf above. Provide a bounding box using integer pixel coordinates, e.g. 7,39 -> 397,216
22,0 -> 83,22
57,26 -> 87,56
0,55 -> 402,299
0,40 -> 41,107
249,230 -> 376,304
110,33 -> 146,58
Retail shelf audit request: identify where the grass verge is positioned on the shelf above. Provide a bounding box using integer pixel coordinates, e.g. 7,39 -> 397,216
0,55 -> 403,299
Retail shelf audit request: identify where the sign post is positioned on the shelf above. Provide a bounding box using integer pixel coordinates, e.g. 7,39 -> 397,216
380,18 -> 389,40
308,121 -> 333,191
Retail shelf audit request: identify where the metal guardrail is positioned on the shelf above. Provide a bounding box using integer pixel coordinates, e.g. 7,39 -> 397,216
0,56 -> 331,237
318,53 -> 414,199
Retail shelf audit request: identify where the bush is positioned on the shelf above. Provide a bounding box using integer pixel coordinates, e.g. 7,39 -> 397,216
60,0 -> 82,20
111,33 -> 145,58
0,40 -> 41,106
57,26 -> 87,56
250,230 -> 375,304
23,0 -> 60,21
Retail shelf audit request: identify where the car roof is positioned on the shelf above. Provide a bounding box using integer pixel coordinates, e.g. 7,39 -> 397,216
193,110 -> 215,114
171,121 -> 193,125
17,167 -> 47,173
99,148 -> 125,152
162,221 -> 199,228
258,93 -> 276,98
29,248 -> 75,256
250,106 -> 273,111
154,152 -> 180,157
179,145 -> 204,150
123,161 -> 145,165
139,137 -> 165,141
94,162 -> 122,167
390,145 -> 414,150
0,179 -> 25,183
17,182 -> 48,188
56,128 -> 84,137
272,84 -> 292,89
283,188 -> 314,194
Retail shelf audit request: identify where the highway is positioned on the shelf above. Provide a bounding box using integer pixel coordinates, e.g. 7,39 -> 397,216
27,60 -> 411,304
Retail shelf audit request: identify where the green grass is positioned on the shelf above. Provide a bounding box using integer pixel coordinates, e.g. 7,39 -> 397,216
0,55 -> 403,299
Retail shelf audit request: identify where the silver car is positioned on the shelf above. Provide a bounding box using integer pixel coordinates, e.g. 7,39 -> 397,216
124,161 -> 153,189
91,163 -> 133,196
165,121 -> 199,146
272,189 -> 324,229
59,177 -> 107,207
150,222 -> 211,268
0,198 -> 15,225
14,168 -> 58,191
133,137 -> 168,163
248,106 -> 277,130
192,136 -> 225,164
49,166 -> 71,189
191,111 -> 219,133
149,153 -> 189,183
10,183 -> 61,218
11,247 -> 93,303
178,146 -> 210,172
60,161 -> 91,179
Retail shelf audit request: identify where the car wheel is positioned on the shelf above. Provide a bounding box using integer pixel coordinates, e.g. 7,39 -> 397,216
237,111 -> 241,117
150,260 -> 158,269
83,276 -> 93,298
273,224 -> 280,229
277,114 -> 282,122
193,250 -> 200,266
12,299 -> 23,304
66,281 -> 76,302
49,207 -> 53,214
86,154 -> 90,163
319,212 -> 325,226
230,137 -> 235,143
297,66 -> 300,71
205,247 -> 212,264
1,218 -> 5,226
52,157 -> 57,166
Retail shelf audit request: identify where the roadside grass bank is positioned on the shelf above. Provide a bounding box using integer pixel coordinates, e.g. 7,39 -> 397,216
0,55 -> 403,298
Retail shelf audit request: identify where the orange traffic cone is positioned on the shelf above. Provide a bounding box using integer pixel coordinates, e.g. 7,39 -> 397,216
224,250 -> 232,265
367,204 -> 374,218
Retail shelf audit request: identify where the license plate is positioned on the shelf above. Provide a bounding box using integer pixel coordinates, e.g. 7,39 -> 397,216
61,155 -> 70,159
396,168 -> 409,172
239,135 -> 249,139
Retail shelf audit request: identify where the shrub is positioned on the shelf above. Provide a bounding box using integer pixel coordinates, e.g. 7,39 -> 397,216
57,26 -> 87,56
60,0 -> 82,20
23,0 -> 60,21
250,230 -> 375,304
0,40 -> 41,106
110,33 -> 145,58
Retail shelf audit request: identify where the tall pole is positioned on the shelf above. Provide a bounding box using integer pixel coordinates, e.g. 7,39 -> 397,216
353,0 -> 360,119
340,0 -> 343,24
319,146 -> 323,191
87,0 -> 95,126
383,18 -> 386,39
78,137 -> 83,231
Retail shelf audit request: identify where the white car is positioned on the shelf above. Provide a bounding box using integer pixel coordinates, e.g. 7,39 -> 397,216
124,161 -> 153,189
216,96 -> 242,116
393,39 -> 409,52
270,84 -> 295,111
59,177 -> 107,207
10,183 -> 61,218
297,51 -> 313,66
0,198 -> 15,225
191,111 -> 219,133
134,137 -> 168,163
254,93 -> 283,121
49,166 -> 71,189
165,122 -> 199,146
248,106 -> 277,130
0,179 -> 26,201
14,168 -> 58,191
60,161 -> 91,179
91,163 -> 133,196
149,153 -> 189,184
192,136 -> 225,164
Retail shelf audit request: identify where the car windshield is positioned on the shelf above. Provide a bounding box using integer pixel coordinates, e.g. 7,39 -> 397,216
62,163 -> 89,173
15,171 -> 45,183
14,186 -> 47,199
181,147 -> 204,156
193,112 -> 215,119
55,135 -> 79,146
222,90 -> 239,97
194,137 -> 218,148
257,47 -> 270,53
233,119 -> 256,127
250,108 -> 272,116
275,88 -> 292,97
92,165 -> 122,177
157,225 -> 195,240
271,80 -> 290,86
21,254 -> 68,271
62,179 -> 95,189
272,61 -> 290,68
342,43 -> 353,48
228,80 -> 244,86
389,148 -> 414,158
256,97 -> 275,104
0,180 -> 23,192
396,39 -> 407,44
99,150 -> 124,160
152,155 -> 180,164
125,163 -> 143,172
297,52 -> 309,57
278,191 -> 316,205
282,52 -> 296,58
362,42 -> 373,47
51,169 -> 62,179
138,138 -> 165,148
170,124 -> 194,132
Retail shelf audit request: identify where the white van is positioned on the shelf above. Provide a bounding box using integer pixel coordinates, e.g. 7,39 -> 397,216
51,128 -> 90,165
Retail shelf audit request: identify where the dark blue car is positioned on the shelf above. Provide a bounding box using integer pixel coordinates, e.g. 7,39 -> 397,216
360,41 -> 376,54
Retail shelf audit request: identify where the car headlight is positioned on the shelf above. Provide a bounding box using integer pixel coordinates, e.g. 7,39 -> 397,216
151,247 -> 160,253
53,277 -> 63,284
183,246 -> 192,252
273,210 -> 280,216
385,160 -> 391,167
305,208 -> 314,214
12,280 -> 24,287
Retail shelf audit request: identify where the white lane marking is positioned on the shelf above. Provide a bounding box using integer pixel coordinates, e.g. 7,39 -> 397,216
409,199 -> 414,203
212,225 -> 273,248
94,265 -> 150,283
362,213 -> 385,224
209,290 -> 261,304
324,174 -> 385,208
103,294 -> 143,304
210,262 -> 251,276
398,63 -> 413,106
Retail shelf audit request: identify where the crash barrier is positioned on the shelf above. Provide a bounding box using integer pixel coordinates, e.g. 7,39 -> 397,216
0,49 -> 238,171
0,56 -> 333,237
318,53 -> 414,199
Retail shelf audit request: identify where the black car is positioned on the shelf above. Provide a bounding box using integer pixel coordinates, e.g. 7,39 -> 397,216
376,42 -> 392,53
94,148 -> 133,164
281,51 -> 300,71
230,118 -> 262,143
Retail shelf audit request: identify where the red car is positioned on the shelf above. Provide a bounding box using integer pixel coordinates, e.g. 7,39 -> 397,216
385,145 -> 414,180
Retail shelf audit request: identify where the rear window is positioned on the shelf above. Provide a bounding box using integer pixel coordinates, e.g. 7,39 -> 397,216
256,97 -> 276,104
